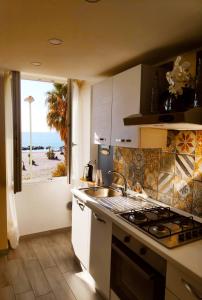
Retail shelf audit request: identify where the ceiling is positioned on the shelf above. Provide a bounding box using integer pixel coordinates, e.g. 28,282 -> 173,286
1,0 -> 202,82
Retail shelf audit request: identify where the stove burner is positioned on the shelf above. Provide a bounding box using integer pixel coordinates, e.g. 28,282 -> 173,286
144,207 -> 172,221
148,224 -> 171,237
154,225 -> 167,232
157,208 -> 171,218
125,210 -> 147,224
174,217 -> 194,230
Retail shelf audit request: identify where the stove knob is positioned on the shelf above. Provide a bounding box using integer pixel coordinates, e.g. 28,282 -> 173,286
140,247 -> 147,255
178,233 -> 185,242
192,230 -> 198,237
185,232 -> 192,240
124,235 -> 131,243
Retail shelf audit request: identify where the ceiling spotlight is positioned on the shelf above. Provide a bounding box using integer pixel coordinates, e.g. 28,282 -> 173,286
31,62 -> 41,67
48,38 -> 64,46
85,0 -> 101,2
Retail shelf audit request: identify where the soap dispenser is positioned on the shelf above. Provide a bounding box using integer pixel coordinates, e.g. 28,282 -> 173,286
87,161 -> 93,182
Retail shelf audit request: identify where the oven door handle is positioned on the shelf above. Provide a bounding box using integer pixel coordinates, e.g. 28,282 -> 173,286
112,243 -> 154,281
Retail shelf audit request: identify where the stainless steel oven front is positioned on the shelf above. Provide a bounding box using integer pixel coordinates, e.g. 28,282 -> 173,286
111,225 -> 166,300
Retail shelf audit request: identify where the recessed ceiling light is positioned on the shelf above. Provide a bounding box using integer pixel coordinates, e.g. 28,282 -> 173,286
48,38 -> 64,46
85,0 -> 101,2
31,62 -> 41,67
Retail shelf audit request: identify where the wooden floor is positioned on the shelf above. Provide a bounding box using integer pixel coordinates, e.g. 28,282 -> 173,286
0,230 -> 103,300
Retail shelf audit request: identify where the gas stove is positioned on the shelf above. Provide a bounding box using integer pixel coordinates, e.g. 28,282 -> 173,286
119,206 -> 202,248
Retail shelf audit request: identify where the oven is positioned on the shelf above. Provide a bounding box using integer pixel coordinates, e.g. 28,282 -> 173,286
111,225 -> 166,300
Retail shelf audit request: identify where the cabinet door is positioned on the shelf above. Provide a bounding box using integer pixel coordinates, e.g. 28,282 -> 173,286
111,65 -> 141,148
90,210 -> 112,299
71,196 -> 92,270
165,289 -> 179,300
166,262 -> 202,300
92,78 -> 113,145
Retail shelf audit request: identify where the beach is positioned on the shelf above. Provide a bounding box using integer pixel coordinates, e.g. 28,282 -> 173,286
22,151 -> 65,180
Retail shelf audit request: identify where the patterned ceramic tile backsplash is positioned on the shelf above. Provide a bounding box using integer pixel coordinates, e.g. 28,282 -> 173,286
113,130 -> 202,217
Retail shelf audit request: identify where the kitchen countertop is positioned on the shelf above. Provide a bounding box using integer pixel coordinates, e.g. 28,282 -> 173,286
71,188 -> 202,285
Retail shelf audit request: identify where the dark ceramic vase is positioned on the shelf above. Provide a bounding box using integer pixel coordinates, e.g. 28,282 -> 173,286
178,87 -> 195,111
162,92 -> 177,113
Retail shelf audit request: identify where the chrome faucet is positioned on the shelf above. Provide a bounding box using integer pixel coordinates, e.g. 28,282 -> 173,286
108,170 -> 128,196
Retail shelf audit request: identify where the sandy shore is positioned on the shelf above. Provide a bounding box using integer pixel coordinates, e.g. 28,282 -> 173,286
22,151 -> 65,180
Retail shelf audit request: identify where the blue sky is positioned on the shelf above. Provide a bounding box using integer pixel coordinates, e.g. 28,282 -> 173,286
21,80 -> 54,132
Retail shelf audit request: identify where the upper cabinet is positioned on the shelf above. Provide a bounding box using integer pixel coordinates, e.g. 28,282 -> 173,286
111,65 -> 141,147
91,65 -> 154,147
91,78 -> 113,145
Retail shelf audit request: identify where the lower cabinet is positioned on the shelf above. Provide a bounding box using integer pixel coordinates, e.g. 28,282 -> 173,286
166,262 -> 202,300
71,196 -> 92,270
165,289 -> 179,300
71,197 -> 112,299
89,209 -> 112,300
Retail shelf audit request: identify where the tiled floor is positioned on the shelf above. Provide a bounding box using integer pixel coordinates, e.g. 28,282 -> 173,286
0,230 -> 103,300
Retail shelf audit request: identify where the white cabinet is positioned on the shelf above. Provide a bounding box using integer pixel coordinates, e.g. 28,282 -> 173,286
111,65 -> 141,147
71,196 -> 92,270
91,65 -> 154,147
89,209 -> 112,300
91,78 -> 113,145
166,262 -> 202,300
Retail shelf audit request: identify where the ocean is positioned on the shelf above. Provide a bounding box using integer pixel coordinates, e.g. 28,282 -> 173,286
22,132 -> 64,150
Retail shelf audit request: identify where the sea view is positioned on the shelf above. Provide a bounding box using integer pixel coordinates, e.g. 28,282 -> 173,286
22,132 -> 63,150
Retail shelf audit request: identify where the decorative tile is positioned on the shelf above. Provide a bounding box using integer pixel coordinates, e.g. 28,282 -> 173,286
144,166 -> 159,191
173,176 -> 193,213
195,131 -> 202,156
174,176 -> 193,198
144,188 -> 158,200
143,149 -> 160,171
133,149 -> 144,169
160,152 -> 175,173
194,155 -> 202,182
172,197 -> 192,213
166,130 -> 177,153
192,181 -> 202,217
175,130 -> 196,155
118,147 -> 134,163
128,166 -> 144,188
113,129 -> 202,216
175,154 -> 194,178
157,193 -> 172,205
158,172 -> 174,196
113,146 -> 123,162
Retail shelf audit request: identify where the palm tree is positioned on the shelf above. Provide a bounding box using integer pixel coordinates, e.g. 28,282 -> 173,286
46,83 -> 68,175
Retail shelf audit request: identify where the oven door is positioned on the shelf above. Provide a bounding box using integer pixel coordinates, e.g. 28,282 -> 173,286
111,237 -> 165,300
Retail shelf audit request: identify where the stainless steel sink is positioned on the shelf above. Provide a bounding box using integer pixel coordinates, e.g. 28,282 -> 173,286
83,187 -> 122,198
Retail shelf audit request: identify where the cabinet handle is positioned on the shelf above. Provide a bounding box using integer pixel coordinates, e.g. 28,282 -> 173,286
126,139 -> 132,143
181,278 -> 202,299
76,199 -> 85,211
99,137 -> 106,141
93,212 -> 106,223
115,138 -> 125,143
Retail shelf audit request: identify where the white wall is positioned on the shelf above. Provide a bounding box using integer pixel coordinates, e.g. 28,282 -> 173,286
15,178 -> 72,236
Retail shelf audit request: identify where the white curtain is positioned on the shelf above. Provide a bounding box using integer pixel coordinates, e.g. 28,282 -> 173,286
7,193 -> 19,249
4,72 -> 20,248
